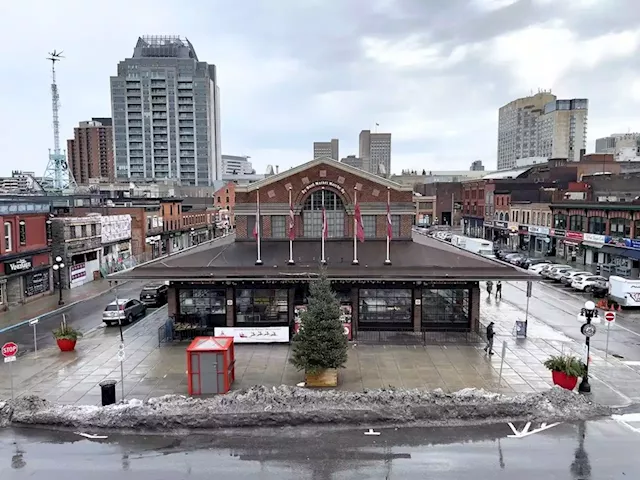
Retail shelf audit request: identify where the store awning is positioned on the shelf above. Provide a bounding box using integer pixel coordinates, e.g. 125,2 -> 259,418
601,245 -> 640,260
583,241 -> 604,249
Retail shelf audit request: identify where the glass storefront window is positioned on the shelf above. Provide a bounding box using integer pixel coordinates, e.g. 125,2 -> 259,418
421,288 -> 470,330
178,289 -> 226,327
358,289 -> 412,329
235,288 -> 288,325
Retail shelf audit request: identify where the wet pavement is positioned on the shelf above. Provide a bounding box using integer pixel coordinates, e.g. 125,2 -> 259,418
0,280 -> 148,357
1,417 -> 638,478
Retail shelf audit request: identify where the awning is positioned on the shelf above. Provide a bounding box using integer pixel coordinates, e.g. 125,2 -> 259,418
601,245 -> 640,261
583,241 -> 604,249
563,238 -> 582,245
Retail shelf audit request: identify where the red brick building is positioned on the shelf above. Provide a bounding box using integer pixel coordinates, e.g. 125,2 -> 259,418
116,159 -> 529,342
214,182 -> 235,226
0,199 -> 53,309
67,118 -> 114,184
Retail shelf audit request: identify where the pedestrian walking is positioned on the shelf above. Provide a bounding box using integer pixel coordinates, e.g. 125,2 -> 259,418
486,280 -> 493,296
495,280 -> 502,299
484,321 -> 495,355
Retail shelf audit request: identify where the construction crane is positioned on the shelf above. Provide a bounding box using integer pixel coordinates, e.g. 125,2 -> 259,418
42,49 -> 77,194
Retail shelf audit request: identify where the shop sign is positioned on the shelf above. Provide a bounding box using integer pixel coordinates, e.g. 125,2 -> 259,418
565,231 -> 584,241
483,221 -> 493,227
146,235 -> 161,243
625,239 -> 640,249
214,326 -> 289,344
551,229 -> 566,238
605,236 -> 626,247
518,225 -> 529,234
528,226 -> 550,235
583,233 -> 605,244
25,271 -> 50,297
300,181 -> 346,197
4,257 -> 32,274
494,221 -> 508,229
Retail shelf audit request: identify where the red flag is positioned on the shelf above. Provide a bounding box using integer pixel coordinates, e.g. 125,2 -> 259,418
288,194 -> 295,241
322,208 -> 328,239
386,195 -> 393,239
354,202 -> 364,243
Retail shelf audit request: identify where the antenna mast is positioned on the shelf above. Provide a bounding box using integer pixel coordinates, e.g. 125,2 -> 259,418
42,50 -> 77,194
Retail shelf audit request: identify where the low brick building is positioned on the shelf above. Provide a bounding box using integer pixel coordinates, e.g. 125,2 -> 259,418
115,158 -> 529,342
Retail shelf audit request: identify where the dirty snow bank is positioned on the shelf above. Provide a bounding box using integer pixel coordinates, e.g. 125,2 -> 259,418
1,386 -> 610,430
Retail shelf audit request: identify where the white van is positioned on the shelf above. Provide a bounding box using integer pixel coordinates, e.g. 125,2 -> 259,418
608,276 -> 640,307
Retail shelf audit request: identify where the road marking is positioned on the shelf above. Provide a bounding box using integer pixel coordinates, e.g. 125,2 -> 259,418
507,421 -> 561,438
612,414 -> 640,434
364,428 -> 380,436
622,361 -> 640,366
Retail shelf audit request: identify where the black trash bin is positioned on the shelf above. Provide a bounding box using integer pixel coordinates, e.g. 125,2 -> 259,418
99,380 -> 117,406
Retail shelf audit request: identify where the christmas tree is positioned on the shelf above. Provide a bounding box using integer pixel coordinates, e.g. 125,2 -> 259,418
290,269 -> 348,374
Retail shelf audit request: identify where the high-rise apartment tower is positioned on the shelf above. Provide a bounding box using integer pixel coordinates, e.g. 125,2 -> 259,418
110,36 -> 222,185
359,130 -> 391,175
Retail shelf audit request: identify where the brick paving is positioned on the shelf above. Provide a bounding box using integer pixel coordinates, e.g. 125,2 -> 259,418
1,299 -> 639,408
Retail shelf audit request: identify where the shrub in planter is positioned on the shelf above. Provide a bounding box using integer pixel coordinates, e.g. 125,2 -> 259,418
290,268 -> 348,387
543,354 -> 586,390
52,315 -> 83,352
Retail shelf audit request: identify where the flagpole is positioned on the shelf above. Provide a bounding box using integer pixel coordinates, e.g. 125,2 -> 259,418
321,187 -> 326,265
255,189 -> 263,266
385,186 -> 392,265
352,187 -> 359,265
288,187 -> 295,265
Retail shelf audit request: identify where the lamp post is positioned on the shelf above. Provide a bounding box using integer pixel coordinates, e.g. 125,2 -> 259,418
51,256 -> 65,306
578,300 -> 597,394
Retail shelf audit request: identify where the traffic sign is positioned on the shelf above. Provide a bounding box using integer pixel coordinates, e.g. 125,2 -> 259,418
2,342 -> 18,358
3,356 -> 16,363
29,318 -> 39,326
605,311 -> 616,323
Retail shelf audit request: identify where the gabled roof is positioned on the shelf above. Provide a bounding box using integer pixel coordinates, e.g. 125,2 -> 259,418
235,157 -> 413,193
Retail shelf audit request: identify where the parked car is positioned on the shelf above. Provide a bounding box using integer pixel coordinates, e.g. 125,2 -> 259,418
139,282 -> 169,307
496,249 -> 518,260
525,258 -> 551,268
560,271 -> 592,286
546,266 -> 573,280
571,275 -> 608,292
102,299 -> 147,326
540,264 -> 568,278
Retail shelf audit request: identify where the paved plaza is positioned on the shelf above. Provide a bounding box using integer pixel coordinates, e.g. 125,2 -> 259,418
0,298 -> 638,408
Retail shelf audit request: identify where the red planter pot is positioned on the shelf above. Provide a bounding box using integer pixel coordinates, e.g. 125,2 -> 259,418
552,371 -> 578,390
56,338 -> 77,352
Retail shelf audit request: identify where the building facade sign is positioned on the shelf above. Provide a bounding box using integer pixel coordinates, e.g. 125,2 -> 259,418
551,229 -> 566,238
101,215 -> 132,244
483,221 -> 493,227
494,221 -> 508,229
300,181 -> 347,197
4,257 -> 33,274
213,326 -> 290,344
25,271 -> 50,297
565,231 -> 584,241
528,225 -> 550,236
583,233 -> 605,244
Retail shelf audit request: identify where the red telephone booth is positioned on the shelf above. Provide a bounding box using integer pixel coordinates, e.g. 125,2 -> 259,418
186,336 -> 235,395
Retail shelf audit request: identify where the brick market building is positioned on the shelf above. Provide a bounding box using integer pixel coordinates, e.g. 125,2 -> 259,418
115,158 -> 528,342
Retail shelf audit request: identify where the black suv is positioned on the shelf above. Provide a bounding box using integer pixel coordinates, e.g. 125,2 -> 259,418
139,283 -> 169,307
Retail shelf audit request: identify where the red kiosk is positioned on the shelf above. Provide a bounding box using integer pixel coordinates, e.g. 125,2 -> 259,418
186,336 -> 236,395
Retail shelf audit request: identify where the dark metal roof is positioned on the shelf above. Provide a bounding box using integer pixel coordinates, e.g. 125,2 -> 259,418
112,236 -> 536,282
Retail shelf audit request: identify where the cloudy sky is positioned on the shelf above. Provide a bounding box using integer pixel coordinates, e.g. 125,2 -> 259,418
2,0 -> 640,178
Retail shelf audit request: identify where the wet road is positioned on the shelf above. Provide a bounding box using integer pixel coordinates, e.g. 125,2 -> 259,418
503,279 -> 640,362
0,281 -> 149,357
0,417 -> 638,478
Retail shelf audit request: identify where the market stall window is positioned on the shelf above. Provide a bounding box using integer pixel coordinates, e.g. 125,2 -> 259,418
235,288 -> 289,326
358,288 -> 412,330
178,288 -> 226,330
421,288 -> 470,331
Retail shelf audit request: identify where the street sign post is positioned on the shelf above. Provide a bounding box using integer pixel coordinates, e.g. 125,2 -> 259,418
498,341 -> 507,387
523,281 -> 532,337
118,343 -> 125,401
29,318 -> 39,358
604,311 -> 616,360
2,342 -> 18,400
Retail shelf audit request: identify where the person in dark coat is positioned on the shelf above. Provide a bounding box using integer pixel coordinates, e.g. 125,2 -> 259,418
484,321 -> 495,355
495,280 -> 502,299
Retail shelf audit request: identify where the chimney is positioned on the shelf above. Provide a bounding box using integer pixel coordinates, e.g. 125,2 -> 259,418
275,165 -> 279,174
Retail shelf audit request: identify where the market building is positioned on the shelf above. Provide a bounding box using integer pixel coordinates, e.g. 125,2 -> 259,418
51,216 -> 102,289
113,158 -> 530,342
0,198 -> 53,309
550,201 -> 640,278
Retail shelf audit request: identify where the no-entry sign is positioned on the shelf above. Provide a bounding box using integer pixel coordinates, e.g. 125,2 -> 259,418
1,342 -> 18,357
605,311 -> 616,323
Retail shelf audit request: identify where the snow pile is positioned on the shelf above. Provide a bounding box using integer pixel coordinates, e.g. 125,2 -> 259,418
2,386 -> 610,430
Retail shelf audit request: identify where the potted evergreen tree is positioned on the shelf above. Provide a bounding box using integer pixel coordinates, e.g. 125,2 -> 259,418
290,269 -> 348,387
52,314 -> 82,352
543,354 -> 586,390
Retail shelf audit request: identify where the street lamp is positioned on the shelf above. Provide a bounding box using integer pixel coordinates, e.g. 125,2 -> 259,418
578,300 -> 597,394
51,255 -> 65,306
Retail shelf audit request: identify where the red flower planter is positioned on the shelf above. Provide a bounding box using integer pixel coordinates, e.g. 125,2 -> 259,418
552,371 -> 578,390
56,338 -> 77,352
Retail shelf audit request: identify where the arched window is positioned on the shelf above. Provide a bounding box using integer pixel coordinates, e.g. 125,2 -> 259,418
3,221 -> 11,252
302,190 -> 345,238
498,211 -> 504,221
504,212 -> 510,222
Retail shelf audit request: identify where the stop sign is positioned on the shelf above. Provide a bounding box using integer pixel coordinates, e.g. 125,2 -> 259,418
1,342 -> 18,357
605,311 -> 616,323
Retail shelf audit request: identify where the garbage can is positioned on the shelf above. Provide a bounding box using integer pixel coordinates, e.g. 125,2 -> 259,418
99,380 -> 117,406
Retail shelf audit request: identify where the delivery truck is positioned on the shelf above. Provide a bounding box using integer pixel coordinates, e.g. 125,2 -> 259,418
608,275 -> 640,307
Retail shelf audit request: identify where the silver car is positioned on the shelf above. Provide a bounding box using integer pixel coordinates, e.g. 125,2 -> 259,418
102,298 -> 147,326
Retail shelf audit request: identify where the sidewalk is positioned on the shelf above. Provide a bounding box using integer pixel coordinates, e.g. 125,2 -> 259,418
0,279 -> 124,331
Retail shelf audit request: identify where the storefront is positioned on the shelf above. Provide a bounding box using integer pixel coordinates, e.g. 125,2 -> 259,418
582,233 -> 606,265
527,225 -> 551,255
483,220 -> 493,241
492,220 -> 509,247
1,253 -> 52,307
463,216 -> 484,238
